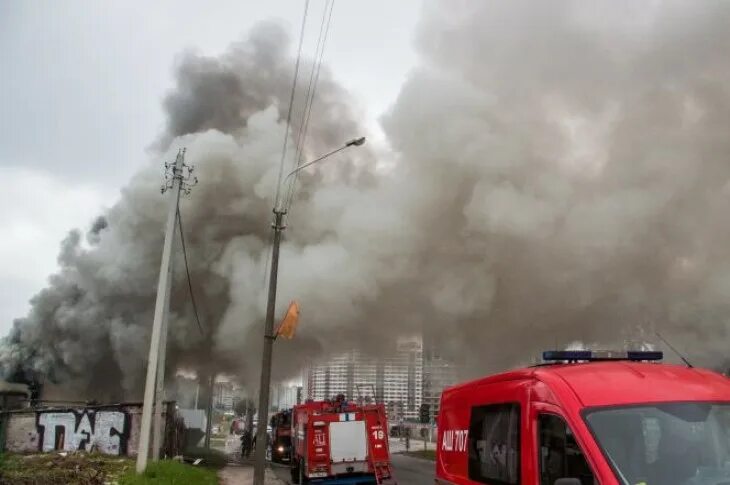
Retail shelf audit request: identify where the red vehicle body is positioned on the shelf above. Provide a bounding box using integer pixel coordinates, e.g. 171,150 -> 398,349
436,351 -> 730,485
290,396 -> 395,484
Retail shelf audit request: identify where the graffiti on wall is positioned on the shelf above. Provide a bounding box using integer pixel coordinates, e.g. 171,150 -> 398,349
36,409 -> 130,455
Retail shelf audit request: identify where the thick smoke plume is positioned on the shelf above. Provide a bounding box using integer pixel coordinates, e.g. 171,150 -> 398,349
4,1 -> 730,399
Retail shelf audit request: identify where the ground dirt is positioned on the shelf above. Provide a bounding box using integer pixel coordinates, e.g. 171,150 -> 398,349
0,453 -> 130,485
218,463 -> 284,485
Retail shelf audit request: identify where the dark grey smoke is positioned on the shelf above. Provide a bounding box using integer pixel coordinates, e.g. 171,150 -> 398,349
4,1 -> 730,399
0,21 -> 370,399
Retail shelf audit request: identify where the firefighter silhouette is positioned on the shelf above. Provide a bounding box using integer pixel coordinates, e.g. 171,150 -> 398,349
241,429 -> 252,458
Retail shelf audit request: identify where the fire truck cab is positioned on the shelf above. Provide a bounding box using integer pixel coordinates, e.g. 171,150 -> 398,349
436,350 -> 730,485
290,395 -> 395,484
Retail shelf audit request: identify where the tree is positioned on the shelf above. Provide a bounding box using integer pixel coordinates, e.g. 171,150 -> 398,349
419,403 -> 430,424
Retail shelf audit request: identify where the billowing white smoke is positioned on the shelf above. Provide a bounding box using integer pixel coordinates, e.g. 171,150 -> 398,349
390,0 -> 730,372
4,1 -> 730,399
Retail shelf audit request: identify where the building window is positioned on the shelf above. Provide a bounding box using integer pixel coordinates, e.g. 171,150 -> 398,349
468,403 -> 520,484
539,414 -> 595,485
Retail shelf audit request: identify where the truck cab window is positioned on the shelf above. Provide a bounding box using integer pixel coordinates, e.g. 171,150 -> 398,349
539,414 -> 596,485
468,403 -> 520,484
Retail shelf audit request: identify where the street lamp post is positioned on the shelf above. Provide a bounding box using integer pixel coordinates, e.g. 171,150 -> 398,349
253,137 -> 365,485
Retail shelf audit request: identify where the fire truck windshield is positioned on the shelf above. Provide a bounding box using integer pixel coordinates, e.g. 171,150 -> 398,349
585,402 -> 730,485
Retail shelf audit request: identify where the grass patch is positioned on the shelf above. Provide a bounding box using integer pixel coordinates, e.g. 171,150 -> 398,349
0,452 -> 225,484
403,449 -> 436,461
118,460 -> 218,485
183,447 -> 228,469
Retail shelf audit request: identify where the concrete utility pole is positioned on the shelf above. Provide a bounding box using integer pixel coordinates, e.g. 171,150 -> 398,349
136,148 -> 192,474
253,137 -> 365,485
152,257 -> 174,460
205,372 -> 214,449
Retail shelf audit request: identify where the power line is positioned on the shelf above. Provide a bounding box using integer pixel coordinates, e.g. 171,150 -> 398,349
284,0 -> 336,212
273,0 -> 311,209
177,208 -> 205,337
263,0 -> 313,292
292,0 -> 333,169
263,1 -> 335,289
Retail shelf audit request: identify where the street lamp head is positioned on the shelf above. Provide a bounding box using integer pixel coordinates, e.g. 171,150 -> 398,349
346,136 -> 366,147
277,136 -> 368,211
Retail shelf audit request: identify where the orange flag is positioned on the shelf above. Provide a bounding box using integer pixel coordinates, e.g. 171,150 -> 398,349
275,301 -> 300,339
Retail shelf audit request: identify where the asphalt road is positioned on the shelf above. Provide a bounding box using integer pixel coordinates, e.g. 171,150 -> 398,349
270,454 -> 435,484
390,453 -> 436,484
270,462 -> 292,483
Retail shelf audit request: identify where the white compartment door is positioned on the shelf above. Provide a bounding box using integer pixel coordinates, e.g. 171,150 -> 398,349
328,420 -> 367,462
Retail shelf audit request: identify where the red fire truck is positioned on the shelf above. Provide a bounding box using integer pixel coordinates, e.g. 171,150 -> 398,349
436,349 -> 730,485
270,409 -> 293,464
290,394 -> 396,484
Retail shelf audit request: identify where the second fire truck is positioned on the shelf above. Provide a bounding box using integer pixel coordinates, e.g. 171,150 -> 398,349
288,394 -> 396,484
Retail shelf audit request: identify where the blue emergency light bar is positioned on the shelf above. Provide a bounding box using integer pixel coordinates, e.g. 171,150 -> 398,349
542,350 -> 664,362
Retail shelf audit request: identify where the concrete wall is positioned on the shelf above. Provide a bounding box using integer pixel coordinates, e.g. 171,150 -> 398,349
0,402 -> 173,456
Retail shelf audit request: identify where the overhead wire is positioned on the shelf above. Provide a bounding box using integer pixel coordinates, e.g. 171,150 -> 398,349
263,0 -> 312,289
284,0 -> 336,214
177,207 -> 205,337
272,0 -> 311,210
289,0 -> 334,174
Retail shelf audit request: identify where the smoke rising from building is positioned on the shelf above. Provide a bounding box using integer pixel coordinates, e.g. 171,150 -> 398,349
4,1 -> 730,399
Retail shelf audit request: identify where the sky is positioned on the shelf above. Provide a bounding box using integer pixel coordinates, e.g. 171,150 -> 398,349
0,0 -> 421,335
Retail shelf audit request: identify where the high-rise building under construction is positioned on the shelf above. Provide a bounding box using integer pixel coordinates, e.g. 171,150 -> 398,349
303,335 -> 458,421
